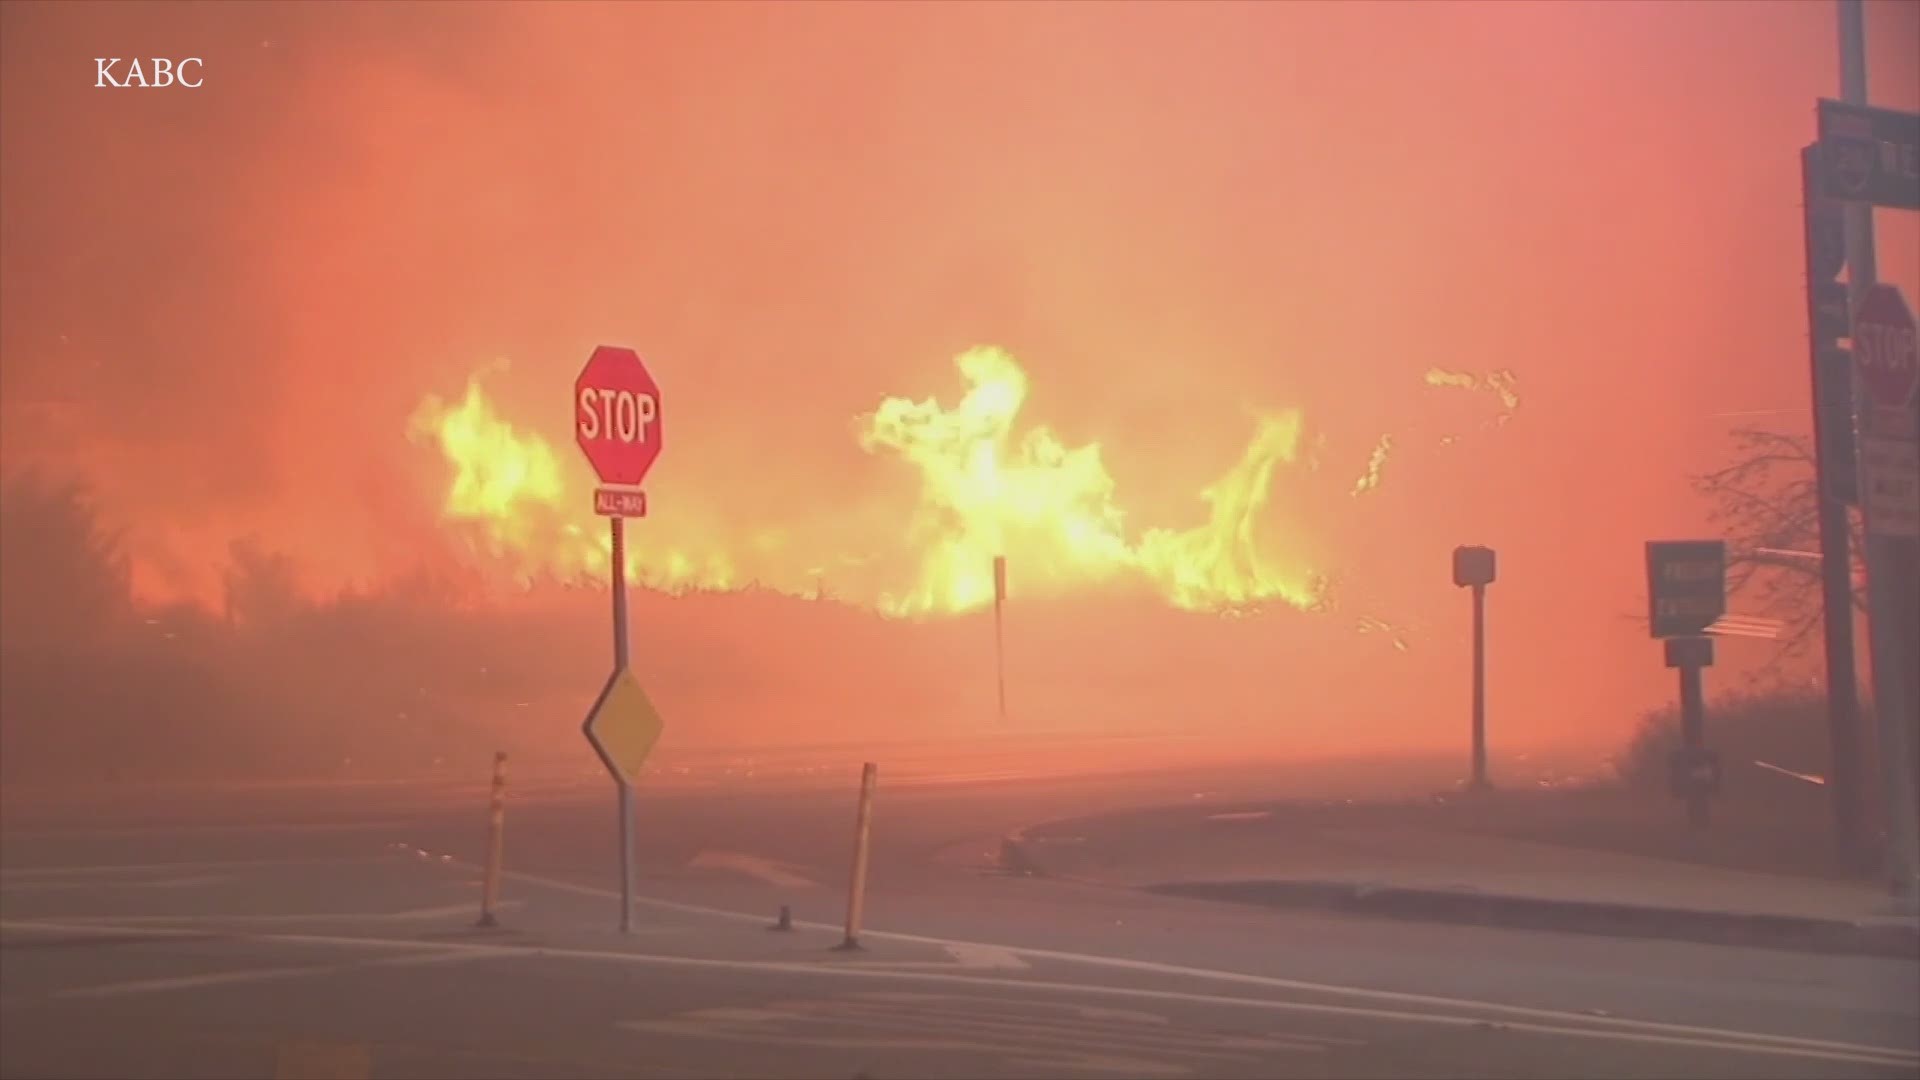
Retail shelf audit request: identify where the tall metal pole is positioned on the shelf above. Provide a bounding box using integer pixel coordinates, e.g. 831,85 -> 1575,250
611,517 -> 634,934
1799,143 -> 1866,863
1470,583 -> 1488,790
1838,0 -> 1920,904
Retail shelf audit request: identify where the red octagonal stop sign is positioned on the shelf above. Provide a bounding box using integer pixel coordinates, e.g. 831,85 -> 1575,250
1854,284 -> 1918,411
574,345 -> 663,487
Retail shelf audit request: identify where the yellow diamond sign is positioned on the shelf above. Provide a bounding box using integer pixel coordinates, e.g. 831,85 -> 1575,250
582,668 -> 665,785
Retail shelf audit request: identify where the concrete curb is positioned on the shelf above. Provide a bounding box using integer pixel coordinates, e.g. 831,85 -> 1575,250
999,832 -> 1920,960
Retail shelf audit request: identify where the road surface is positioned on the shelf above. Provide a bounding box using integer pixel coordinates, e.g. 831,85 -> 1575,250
3,753 -> 1916,1079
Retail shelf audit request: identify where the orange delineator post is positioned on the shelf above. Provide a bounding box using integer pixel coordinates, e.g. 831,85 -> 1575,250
837,762 -> 878,950
477,751 -> 507,928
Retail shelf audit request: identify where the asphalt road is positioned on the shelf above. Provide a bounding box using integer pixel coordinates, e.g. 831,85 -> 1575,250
3,753 -> 1916,1080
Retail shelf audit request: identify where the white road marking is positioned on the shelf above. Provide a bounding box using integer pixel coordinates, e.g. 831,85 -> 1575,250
1,821 -> 409,841
945,942 -> 1029,970
687,851 -> 819,889
47,901 -> 526,927
616,991 -> 1334,1078
815,942 -> 1031,972
54,949 -> 488,999
490,864 -> 1919,1063
4,918 -> 1914,1070
0,857 -> 381,880
1,874 -> 232,892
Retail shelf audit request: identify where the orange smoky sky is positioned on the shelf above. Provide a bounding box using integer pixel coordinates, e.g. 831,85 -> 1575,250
2,1 -> 1917,752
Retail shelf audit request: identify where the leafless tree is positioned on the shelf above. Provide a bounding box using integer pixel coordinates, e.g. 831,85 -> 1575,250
1692,427 -> 1866,660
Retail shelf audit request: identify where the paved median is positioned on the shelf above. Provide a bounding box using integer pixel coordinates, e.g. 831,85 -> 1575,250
1000,794 -> 1920,959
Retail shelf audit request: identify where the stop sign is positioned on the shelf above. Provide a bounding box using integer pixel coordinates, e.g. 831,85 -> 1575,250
1854,285 -> 1918,410
574,345 -> 663,487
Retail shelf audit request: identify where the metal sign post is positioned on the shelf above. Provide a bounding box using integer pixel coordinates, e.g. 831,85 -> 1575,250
1798,141 -> 1866,863
612,516 -> 634,935
573,344 -> 669,934
1665,637 -> 1718,830
1451,546 -> 1497,790
1646,541 -> 1727,828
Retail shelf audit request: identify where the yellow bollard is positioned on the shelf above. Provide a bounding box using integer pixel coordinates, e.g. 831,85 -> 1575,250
477,751 -> 507,928
836,762 -> 878,951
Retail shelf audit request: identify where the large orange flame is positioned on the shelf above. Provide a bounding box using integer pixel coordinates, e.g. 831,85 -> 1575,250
857,347 -> 1323,615
409,346 -> 1328,617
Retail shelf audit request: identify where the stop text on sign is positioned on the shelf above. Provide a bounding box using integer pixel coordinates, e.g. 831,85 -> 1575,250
577,387 -> 658,445
1855,320 -> 1916,399
1852,284 -> 1919,412
572,345 -> 664,489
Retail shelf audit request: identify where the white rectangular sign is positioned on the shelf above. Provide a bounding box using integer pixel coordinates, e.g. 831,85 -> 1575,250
593,487 -> 648,518
1860,436 -> 1919,538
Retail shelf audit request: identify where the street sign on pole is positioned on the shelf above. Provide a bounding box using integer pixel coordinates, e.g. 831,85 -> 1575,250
1835,0 -> 1919,913
1853,285 -> 1918,415
1852,285 -> 1919,538
1800,141 -> 1867,862
1860,438 -> 1920,538
1662,635 -> 1718,830
594,488 -> 649,518
582,668 -> 666,786
1645,541 -> 1726,639
1817,99 -> 1920,210
575,345 -> 664,488
1450,545 -> 1496,791
572,343 -> 667,934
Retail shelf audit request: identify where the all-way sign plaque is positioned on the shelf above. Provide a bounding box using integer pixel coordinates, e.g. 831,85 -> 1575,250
593,488 -> 648,518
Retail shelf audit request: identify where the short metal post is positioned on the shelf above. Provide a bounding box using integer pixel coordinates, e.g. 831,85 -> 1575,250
1679,661 -> 1710,830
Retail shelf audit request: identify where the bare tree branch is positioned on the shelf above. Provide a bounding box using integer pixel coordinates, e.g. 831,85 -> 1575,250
1690,427 -> 1869,665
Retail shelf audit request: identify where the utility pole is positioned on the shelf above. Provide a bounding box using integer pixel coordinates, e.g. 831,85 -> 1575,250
1837,0 -> 1920,906
1798,141 -> 1866,864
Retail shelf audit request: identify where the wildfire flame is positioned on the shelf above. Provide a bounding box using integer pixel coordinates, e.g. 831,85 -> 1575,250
410,346 -> 1329,618
1351,434 -> 1393,496
406,379 -> 736,592
406,377 -> 566,557
1425,367 -> 1521,424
